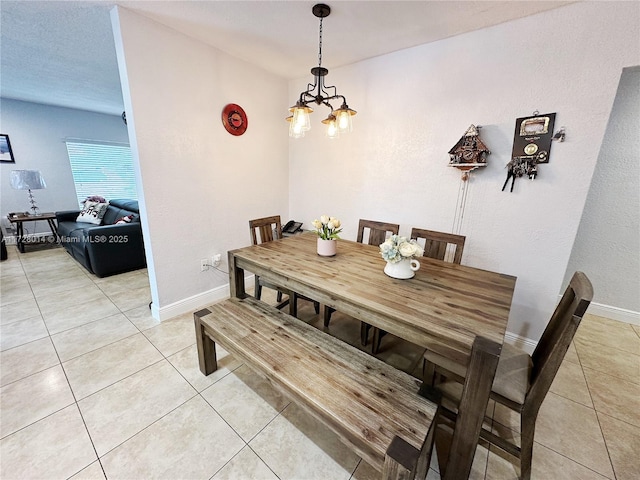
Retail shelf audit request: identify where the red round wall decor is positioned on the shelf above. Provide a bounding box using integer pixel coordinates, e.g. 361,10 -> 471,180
222,103 -> 248,136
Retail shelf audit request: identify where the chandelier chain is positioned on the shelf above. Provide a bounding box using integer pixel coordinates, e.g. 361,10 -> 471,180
318,17 -> 323,68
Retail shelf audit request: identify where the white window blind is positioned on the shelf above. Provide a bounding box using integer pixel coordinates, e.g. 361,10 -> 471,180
65,140 -> 138,207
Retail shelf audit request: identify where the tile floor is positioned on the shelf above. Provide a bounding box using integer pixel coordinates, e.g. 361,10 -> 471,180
1,245 -> 638,479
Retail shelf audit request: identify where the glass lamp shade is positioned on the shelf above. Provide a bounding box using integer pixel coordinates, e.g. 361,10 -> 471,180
335,106 -> 356,133
322,115 -> 340,139
10,170 -> 47,190
289,105 -> 312,138
287,115 -> 305,138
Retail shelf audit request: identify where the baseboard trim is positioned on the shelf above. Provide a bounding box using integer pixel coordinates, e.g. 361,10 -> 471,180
586,301 -> 640,326
153,285 -> 226,321
503,331 -> 538,354
154,274 -> 255,321
503,301 -> 640,354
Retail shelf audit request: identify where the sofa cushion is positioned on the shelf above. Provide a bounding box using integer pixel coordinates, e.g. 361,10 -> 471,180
76,201 -> 109,225
102,199 -> 139,225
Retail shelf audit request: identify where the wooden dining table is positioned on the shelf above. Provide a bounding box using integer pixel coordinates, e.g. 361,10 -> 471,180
228,232 -> 516,367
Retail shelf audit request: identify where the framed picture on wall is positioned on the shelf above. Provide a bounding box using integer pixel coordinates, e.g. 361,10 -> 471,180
0,134 -> 15,163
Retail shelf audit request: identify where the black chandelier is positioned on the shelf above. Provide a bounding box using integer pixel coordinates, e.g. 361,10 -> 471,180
287,3 -> 356,139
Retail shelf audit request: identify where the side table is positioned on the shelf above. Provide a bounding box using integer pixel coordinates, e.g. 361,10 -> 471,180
7,212 -> 59,253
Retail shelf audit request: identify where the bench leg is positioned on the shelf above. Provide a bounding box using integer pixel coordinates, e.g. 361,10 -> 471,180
194,309 -> 217,375
383,428 -> 437,480
383,436 -> 420,480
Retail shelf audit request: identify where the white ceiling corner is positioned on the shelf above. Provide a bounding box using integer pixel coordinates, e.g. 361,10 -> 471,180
0,1 -> 574,116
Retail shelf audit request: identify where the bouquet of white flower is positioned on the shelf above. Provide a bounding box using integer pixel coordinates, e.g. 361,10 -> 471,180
312,215 -> 343,240
380,235 -> 424,263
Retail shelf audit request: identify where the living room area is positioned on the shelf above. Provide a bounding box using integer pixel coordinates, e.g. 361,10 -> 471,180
1,1 -> 638,479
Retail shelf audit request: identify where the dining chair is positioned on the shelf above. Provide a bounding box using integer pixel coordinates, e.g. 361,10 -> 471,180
426,335 -> 502,480
423,271 -> 593,480
410,227 -> 466,265
368,228 -> 467,354
249,216 -> 320,316
323,219 -> 399,335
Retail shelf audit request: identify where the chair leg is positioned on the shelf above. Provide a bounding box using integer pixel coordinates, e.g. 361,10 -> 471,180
276,291 -> 283,302
289,292 -> 298,318
323,306 -> 334,327
520,414 -> 536,480
313,301 -> 320,314
255,277 -> 262,300
372,327 -> 382,354
360,322 -> 371,346
423,358 -> 436,387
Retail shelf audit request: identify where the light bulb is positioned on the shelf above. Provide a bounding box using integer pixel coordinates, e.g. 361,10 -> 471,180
337,110 -> 351,131
292,106 -> 311,132
290,120 -> 305,138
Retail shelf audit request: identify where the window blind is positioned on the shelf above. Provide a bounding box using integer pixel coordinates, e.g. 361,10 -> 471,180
65,141 -> 138,207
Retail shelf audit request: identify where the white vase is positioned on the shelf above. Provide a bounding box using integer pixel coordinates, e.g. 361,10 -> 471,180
384,258 -> 420,279
317,238 -> 337,257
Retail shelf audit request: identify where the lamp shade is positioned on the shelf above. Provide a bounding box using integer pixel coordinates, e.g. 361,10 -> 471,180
10,170 -> 46,190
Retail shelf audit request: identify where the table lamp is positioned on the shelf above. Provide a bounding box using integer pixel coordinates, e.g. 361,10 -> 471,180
10,170 -> 47,216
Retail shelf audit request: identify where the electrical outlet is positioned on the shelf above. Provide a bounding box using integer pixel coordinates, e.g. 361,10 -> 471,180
212,254 -> 222,267
200,259 -> 209,271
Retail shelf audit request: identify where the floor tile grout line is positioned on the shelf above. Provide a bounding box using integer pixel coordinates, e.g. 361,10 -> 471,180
592,411 -> 621,480
581,366 -> 640,387
0,400 -> 77,442
64,403 -> 107,480
56,330 -> 141,364
1,246 -> 161,472
574,335 -> 640,359
197,378 -> 293,455
245,443 -> 283,480
34,313 -> 107,470
592,409 -> 640,431
488,434 -> 617,480
68,357 -> 166,403
573,337 -> 640,386
91,391 -> 201,464
206,443 -> 252,480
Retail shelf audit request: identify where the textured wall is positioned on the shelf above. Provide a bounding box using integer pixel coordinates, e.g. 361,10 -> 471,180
288,2 -> 640,341
564,67 -> 640,312
111,7 -> 289,310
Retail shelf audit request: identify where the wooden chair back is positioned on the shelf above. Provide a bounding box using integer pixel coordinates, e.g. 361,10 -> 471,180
527,271 -> 593,410
410,228 -> 466,265
357,219 -> 400,246
422,336 -> 501,480
249,215 -> 282,245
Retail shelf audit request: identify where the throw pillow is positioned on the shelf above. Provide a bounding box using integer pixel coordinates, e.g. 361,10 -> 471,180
83,195 -> 107,204
115,214 -> 135,225
76,201 -> 109,225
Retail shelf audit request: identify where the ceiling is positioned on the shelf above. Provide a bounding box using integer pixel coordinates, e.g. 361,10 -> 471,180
0,1 -> 573,116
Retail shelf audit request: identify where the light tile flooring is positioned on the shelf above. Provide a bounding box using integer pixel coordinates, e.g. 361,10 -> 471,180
1,245 -> 638,479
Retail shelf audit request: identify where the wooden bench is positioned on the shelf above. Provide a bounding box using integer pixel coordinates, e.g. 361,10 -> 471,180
194,296 -> 441,480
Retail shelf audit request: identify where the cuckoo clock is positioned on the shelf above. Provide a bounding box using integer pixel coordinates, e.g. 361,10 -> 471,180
448,125 -> 490,181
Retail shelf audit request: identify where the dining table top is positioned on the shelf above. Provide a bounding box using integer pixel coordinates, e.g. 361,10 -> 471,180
228,232 -> 517,365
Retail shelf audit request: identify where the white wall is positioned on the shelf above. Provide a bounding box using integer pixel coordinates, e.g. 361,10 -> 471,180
564,66 -> 640,319
111,7 -> 289,317
0,98 -> 129,234
288,2 -> 640,342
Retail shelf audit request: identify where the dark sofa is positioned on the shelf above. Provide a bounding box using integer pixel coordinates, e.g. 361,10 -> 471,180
56,199 -> 146,277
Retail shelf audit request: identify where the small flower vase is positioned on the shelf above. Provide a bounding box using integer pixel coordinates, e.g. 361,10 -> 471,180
384,258 -> 420,279
317,238 -> 337,257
